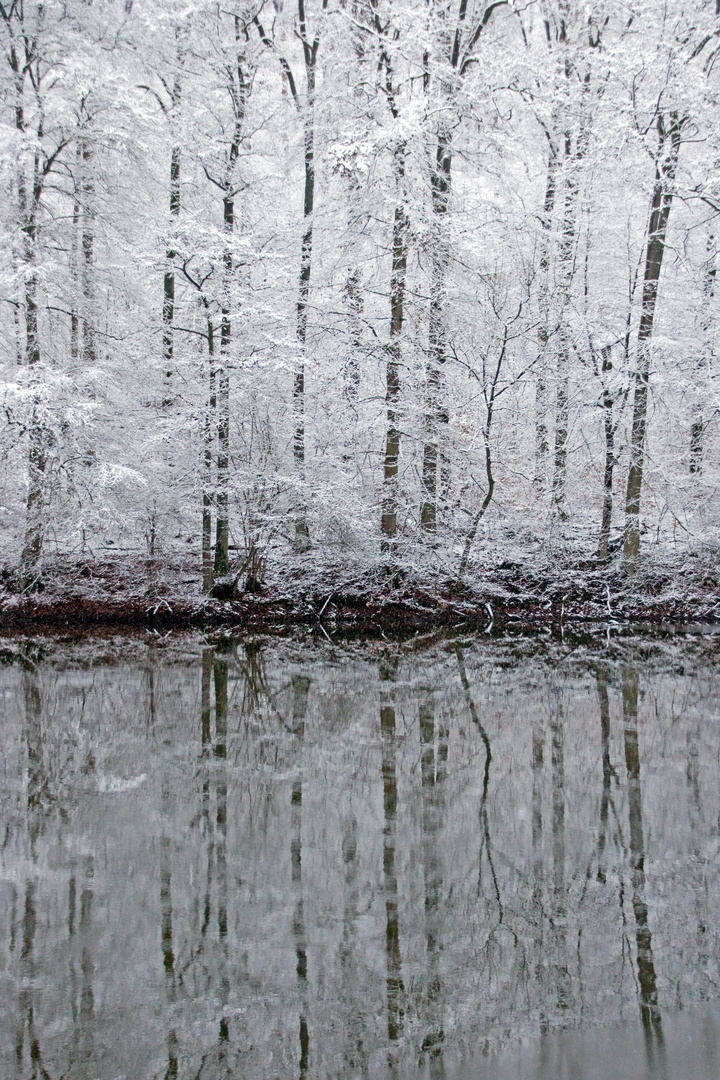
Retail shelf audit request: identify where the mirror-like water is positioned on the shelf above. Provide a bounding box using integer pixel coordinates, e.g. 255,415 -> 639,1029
1,633 -> 720,1079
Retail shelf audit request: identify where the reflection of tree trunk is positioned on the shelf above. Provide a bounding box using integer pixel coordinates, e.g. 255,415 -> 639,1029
380,655 -> 404,1055
595,666 -> 614,885
455,645 -> 500,914
532,717 -> 547,1031
213,656 -> 230,1062
621,663 -> 664,1061
419,695 -> 445,1062
551,689 -> 571,1012
201,648 -> 213,751
68,854 -> 96,1073
24,669 -> 50,833
291,674 -> 311,1079
339,813 -> 367,1070
16,878 -> 49,1079
160,781 -> 178,1080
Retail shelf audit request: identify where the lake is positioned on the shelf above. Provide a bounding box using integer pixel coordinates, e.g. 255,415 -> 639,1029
1,629 -> 719,1079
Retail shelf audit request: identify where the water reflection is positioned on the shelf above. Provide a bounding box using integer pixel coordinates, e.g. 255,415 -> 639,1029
1,634 -> 720,1079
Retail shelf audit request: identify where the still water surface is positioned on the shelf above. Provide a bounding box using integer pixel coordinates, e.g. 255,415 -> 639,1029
1,632 -> 720,1079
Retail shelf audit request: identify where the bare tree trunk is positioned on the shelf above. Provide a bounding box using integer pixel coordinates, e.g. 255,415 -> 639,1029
293,4 -> 322,552
20,416 -> 47,586
20,187 -> 46,586
381,146 -> 408,550
343,265 -> 363,401
623,114 -> 682,573
551,131 -> 579,521
213,18 -> 248,579
213,208 -> 232,583
690,234 -> 715,476
203,319 -> 216,591
70,142 -> 81,362
535,144 -> 558,494
342,17 -> 368,405
214,226 -> 231,579
421,124 -> 451,534
81,136 -> 96,365
457,404 -> 495,581
597,346 -> 615,560
162,55 -> 182,380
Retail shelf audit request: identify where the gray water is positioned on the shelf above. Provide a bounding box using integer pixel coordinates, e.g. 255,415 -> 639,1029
2,631 -> 720,1080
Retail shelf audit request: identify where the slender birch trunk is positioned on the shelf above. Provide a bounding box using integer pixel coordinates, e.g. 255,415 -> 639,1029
343,264 -> 362,401
162,48 -> 182,379
551,131 -> 580,520
15,47 -> 44,583
80,136 -> 96,365
623,114 -> 682,572
596,346 -> 616,560
70,142 -> 81,362
535,143 -> 558,494
690,234 -> 715,476
203,318 -> 216,592
380,145 -> 407,548
342,19 -> 368,404
213,201 -> 232,580
162,146 -> 181,372
213,17 -> 248,580
293,0 -> 324,552
421,123 -> 451,534
419,0 -> 506,536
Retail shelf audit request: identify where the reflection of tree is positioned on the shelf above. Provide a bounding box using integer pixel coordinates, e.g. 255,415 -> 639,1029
213,655 -> 230,1068
291,675 -> 311,1080
550,687 -> 572,1014
23,666 -> 52,842
595,667 -> 618,887
160,778 -> 178,1080
15,668 -> 54,1079
531,715 -> 546,1032
181,646 -> 233,1078
622,662 -> 665,1073
15,878 -> 52,1080
339,811 -> 367,1072
419,693 -> 445,1064
454,646 -> 500,915
380,654 -> 404,1061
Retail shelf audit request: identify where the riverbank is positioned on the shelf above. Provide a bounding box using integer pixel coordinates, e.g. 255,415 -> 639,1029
1,550 -> 719,633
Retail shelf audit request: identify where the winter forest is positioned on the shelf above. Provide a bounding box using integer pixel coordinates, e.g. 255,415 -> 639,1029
2,0 -> 720,595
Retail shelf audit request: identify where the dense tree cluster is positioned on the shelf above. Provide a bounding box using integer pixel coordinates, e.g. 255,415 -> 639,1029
1,0 -> 719,589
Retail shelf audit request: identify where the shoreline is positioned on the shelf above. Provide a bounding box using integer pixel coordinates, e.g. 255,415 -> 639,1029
1,556 -> 719,634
